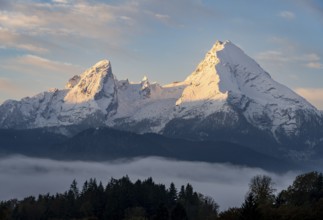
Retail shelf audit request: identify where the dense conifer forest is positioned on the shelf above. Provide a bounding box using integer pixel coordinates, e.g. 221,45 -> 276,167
0,176 -> 218,220
1,171 -> 323,219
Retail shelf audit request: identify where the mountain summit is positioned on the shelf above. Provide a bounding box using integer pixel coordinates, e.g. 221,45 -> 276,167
174,41 -> 322,148
0,40 -> 322,157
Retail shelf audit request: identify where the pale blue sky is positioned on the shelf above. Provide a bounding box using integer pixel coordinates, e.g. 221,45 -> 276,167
0,0 -> 322,108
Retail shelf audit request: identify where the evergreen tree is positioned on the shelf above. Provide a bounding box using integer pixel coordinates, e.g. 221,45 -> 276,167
82,180 -> 89,195
179,185 -> 185,200
69,179 -> 79,199
168,182 -> 177,203
240,193 -> 261,220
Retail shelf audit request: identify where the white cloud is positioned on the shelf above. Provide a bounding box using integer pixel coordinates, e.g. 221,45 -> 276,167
0,156 -> 299,211
0,1 -> 140,54
20,55 -> 73,68
0,11 -> 45,29
4,54 -> 83,76
155,13 -> 170,19
279,11 -> 295,20
0,1 -> 146,40
0,29 -> 48,53
302,53 -> 320,62
269,37 -> 297,50
154,13 -> 171,23
257,49 -> 323,70
16,44 -> 48,53
52,0 -> 68,4
260,37 -> 323,71
0,0 -> 215,43
1,0 -> 208,63
295,88 -> 323,110
257,50 -> 289,62
306,62 -> 323,69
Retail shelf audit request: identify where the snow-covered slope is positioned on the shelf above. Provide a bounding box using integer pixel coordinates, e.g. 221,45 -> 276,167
0,59 -> 187,133
0,40 -> 322,155
0,60 -> 118,129
172,41 -> 322,145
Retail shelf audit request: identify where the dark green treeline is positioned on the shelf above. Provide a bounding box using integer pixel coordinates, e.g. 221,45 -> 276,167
0,176 -> 218,220
1,171 -> 323,220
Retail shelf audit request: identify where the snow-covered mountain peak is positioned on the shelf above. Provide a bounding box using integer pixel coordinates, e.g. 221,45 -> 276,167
92,59 -> 110,68
182,40 -> 277,99
209,40 -> 227,53
208,40 -> 262,72
177,41 -> 235,107
175,40 -> 321,142
64,59 -> 115,104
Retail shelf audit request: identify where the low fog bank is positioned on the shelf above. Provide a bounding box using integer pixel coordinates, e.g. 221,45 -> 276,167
0,156 -> 300,210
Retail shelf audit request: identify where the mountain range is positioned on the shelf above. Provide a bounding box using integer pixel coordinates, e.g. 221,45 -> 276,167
1,40 -> 322,162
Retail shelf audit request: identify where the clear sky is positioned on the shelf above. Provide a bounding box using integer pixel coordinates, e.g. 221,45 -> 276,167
0,0 -> 322,109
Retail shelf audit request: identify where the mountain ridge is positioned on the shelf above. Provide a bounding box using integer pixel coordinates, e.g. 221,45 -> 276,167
0,40 -> 322,158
